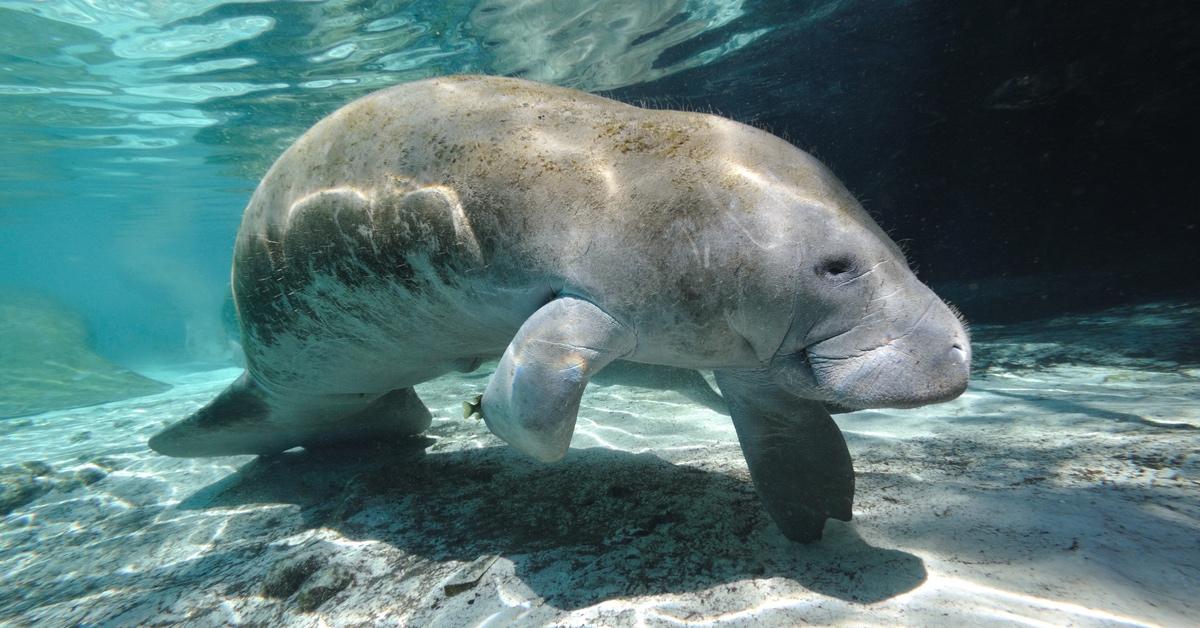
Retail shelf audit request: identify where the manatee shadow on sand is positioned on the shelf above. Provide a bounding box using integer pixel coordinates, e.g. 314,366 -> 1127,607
179,437 -> 926,609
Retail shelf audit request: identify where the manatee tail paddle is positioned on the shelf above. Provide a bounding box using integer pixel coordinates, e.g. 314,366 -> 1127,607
148,372 -> 286,457
149,374 -> 436,457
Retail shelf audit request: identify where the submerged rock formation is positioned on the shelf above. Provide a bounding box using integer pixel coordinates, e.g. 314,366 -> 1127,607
0,293 -> 168,418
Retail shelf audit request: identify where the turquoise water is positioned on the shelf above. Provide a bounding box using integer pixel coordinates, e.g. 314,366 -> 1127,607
2,2 -> 1198,625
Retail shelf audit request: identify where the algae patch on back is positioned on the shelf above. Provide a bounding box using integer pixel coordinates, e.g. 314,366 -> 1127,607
0,293 -> 169,418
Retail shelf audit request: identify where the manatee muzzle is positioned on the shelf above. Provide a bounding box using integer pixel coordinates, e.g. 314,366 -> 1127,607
771,296 -> 971,410
810,297 -> 969,409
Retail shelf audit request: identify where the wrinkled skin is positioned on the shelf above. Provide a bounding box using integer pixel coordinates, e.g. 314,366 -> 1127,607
149,75 -> 969,542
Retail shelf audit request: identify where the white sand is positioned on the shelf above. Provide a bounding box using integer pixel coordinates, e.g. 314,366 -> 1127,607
1,301 -> 1197,626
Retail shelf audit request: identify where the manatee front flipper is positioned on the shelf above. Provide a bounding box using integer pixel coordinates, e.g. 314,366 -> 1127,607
714,368 -> 855,542
149,372 -> 285,457
481,296 -> 636,462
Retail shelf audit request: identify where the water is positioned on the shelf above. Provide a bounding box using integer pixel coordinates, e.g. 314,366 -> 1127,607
1,1 -> 1197,625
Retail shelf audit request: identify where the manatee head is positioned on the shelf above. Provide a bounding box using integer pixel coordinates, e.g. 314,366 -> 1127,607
769,234 -> 972,411
721,142 -> 970,410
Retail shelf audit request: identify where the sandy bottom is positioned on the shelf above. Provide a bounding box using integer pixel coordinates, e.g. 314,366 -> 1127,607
1,300 -> 1197,626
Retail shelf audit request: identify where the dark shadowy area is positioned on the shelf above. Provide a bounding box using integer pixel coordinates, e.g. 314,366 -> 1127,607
610,1 -> 1200,321
968,298 -> 1200,373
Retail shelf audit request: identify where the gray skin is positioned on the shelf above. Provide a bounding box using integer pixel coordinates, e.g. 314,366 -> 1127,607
149,75 -> 970,542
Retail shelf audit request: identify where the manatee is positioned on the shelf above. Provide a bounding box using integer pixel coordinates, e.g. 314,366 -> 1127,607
149,75 -> 970,542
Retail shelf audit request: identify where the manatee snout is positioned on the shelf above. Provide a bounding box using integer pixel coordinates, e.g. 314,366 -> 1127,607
804,292 -> 971,410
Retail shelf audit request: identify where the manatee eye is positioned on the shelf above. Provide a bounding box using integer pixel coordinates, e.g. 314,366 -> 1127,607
816,256 -> 857,280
